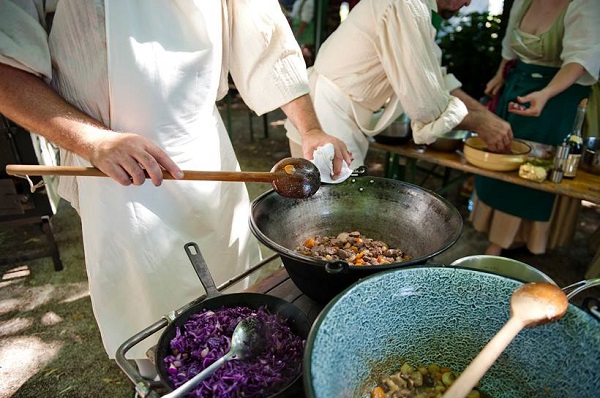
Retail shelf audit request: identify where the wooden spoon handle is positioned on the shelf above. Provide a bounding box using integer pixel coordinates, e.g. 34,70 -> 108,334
5,164 -> 276,183
443,317 -> 525,398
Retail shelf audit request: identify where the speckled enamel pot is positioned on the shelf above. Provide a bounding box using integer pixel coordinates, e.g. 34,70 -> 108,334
304,266 -> 600,398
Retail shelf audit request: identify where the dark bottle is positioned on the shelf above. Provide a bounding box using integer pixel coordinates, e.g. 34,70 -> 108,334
562,98 -> 588,178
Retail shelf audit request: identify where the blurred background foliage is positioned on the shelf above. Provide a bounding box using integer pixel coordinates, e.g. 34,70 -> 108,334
437,12 -> 505,100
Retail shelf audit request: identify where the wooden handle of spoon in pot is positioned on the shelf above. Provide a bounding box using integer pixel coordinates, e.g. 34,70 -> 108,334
5,157 -> 321,199
443,282 -> 568,398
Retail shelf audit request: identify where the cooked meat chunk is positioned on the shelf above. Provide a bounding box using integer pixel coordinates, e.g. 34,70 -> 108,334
294,231 -> 411,266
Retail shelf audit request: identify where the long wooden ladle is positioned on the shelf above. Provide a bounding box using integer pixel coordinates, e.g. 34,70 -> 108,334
5,157 -> 321,199
443,282 -> 569,398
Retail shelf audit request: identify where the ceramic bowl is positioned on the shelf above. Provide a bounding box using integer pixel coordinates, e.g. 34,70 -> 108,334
304,266 -> 600,398
463,136 -> 531,171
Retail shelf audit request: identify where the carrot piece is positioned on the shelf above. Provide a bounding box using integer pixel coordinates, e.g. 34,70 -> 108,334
304,237 -> 315,248
371,386 -> 386,398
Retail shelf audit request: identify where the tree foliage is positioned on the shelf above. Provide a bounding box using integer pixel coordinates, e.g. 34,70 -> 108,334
437,12 -> 504,100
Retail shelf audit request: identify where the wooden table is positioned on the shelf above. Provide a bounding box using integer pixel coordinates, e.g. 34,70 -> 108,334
371,141 -> 600,204
371,141 -> 600,278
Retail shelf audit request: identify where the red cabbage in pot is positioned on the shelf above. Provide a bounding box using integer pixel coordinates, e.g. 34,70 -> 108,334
163,306 -> 304,397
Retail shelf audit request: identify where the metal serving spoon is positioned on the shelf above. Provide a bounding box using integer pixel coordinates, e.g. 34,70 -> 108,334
162,316 -> 266,398
443,282 -> 568,398
5,157 -> 321,199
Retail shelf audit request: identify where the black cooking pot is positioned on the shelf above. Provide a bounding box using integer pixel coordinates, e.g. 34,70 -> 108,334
249,177 -> 463,303
155,243 -> 310,398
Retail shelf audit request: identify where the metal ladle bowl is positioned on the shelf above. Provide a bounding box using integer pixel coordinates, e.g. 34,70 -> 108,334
270,157 -> 321,199
162,316 -> 266,398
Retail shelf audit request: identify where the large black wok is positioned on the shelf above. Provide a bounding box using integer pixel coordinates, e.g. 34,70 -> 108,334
249,176 -> 463,303
155,243 -> 310,398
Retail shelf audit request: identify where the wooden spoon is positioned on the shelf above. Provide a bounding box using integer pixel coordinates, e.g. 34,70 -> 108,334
443,282 -> 568,398
5,157 -> 321,199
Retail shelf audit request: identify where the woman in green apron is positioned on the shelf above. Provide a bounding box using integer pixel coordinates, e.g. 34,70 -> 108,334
471,0 -> 599,255
291,0 -> 316,65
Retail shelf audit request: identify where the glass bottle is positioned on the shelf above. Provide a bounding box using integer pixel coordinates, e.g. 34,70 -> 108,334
562,98 -> 588,178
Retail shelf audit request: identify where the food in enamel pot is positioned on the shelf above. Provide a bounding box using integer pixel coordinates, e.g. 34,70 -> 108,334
163,306 -> 304,398
371,362 -> 490,398
295,231 -> 411,265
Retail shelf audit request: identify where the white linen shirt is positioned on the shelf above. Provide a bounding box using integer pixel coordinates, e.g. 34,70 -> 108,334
310,0 -> 467,144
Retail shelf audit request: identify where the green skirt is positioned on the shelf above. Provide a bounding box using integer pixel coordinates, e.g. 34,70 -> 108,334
292,17 -> 315,46
475,61 -> 590,221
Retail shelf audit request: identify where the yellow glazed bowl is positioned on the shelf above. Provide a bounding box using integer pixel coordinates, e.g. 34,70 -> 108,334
463,136 -> 531,171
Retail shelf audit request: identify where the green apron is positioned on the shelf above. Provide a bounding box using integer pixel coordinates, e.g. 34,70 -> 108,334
475,60 -> 590,221
292,0 -> 315,46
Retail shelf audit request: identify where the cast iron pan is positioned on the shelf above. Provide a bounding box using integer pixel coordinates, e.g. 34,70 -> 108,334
155,242 -> 310,397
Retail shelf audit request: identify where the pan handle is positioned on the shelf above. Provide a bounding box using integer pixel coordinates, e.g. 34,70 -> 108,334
582,297 -> 600,322
184,242 -> 220,298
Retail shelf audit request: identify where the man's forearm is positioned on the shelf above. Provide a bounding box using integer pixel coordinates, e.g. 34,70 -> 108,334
280,94 -> 322,136
451,88 -> 487,112
0,63 -> 107,161
451,88 -> 489,131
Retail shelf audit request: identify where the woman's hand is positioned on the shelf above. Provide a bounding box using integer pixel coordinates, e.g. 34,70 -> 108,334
507,90 -> 550,117
484,74 -> 505,98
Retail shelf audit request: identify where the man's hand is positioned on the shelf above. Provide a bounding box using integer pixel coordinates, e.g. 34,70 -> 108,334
451,89 -> 513,153
300,128 -> 353,177
86,130 -> 183,186
466,109 -> 513,153
280,94 -> 353,177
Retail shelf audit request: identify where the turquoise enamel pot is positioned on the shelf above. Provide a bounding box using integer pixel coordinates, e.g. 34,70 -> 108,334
304,266 -> 600,398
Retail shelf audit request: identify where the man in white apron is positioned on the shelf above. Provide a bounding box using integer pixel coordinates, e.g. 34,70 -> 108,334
0,0 -> 351,379
286,0 -> 514,169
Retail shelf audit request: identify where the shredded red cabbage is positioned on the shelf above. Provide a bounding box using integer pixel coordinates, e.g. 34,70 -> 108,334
163,306 -> 304,397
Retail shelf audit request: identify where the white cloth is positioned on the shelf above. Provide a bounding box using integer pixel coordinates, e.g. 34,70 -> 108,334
312,143 -> 353,183
285,0 -> 468,168
501,0 -> 600,86
0,0 -> 307,360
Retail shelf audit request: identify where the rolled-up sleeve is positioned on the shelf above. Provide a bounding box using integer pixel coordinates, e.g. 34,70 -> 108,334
0,0 -> 51,79
562,0 -> 600,85
228,0 -> 309,116
377,1 -> 467,144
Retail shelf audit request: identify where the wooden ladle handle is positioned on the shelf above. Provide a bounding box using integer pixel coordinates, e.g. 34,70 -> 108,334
5,164 -> 276,183
444,282 -> 568,398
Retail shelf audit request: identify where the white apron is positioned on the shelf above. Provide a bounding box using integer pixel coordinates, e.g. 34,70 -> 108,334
285,67 -> 403,169
78,0 -> 261,359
